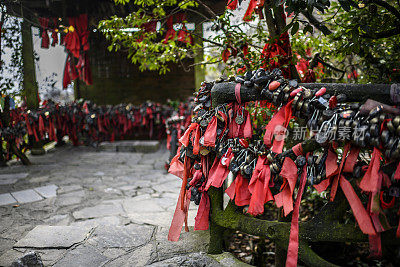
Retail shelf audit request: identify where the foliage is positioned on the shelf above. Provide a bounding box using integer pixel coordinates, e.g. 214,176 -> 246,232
287,0 -> 400,83
98,0 -> 201,74
0,5 -> 23,96
99,0 -> 400,84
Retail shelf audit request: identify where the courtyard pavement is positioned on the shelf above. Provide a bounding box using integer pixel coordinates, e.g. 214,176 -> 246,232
0,142 -> 247,266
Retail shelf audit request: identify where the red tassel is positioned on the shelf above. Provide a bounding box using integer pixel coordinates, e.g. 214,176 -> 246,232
203,116 -> 217,147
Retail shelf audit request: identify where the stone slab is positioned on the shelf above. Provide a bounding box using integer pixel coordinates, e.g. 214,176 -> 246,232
72,203 -> 124,219
155,227 -> 210,262
14,225 -> 93,248
57,185 -> 83,194
11,189 -> 43,204
122,198 -> 164,214
105,243 -> 155,267
53,245 -> 109,267
148,252 -> 221,267
98,141 -> 160,153
55,190 -> 85,207
70,216 -> 121,228
86,224 -> 154,249
127,212 -> 173,227
0,249 -> 24,267
34,184 -> 58,198
0,193 -> 17,206
0,173 -> 28,185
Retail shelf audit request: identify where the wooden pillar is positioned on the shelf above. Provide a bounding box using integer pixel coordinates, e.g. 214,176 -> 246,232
194,23 -> 205,90
208,187 -> 225,254
22,18 -> 45,155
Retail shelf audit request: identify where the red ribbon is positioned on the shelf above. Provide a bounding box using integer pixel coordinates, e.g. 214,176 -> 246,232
275,157 -> 298,216
263,100 -> 293,153
227,0 -> 238,10
285,164 -> 307,267
340,176 -> 376,235
248,156 -> 273,215
226,173 -> 251,206
179,122 -> 198,147
168,189 -> 191,241
360,148 -> 381,193
203,116 -> 217,147
314,148 -> 338,193
168,147 -> 184,179
243,0 -> 258,21
394,162 -> 400,180
205,148 -> 233,190
194,192 -> 210,230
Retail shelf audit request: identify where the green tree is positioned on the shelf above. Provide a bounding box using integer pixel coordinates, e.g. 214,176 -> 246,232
99,0 -> 400,83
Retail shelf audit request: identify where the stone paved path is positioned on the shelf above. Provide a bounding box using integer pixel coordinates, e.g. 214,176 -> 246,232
0,144 -> 248,266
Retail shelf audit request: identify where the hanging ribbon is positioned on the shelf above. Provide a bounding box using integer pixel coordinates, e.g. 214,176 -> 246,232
263,100 -> 293,153
205,148 -> 233,190
248,155 -> 273,215
227,0 -> 239,10
203,116 -> 218,147
38,18 -> 50,49
226,173 -> 251,206
285,164 -> 307,267
275,157 -> 298,216
360,148 -> 381,193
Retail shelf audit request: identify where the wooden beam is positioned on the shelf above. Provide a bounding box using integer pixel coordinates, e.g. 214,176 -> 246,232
211,81 -> 397,106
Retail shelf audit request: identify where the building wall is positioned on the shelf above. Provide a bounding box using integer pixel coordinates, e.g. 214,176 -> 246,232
80,32 -> 195,105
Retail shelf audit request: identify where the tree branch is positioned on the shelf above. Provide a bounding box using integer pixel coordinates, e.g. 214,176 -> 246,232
301,11 -> 333,35
370,0 -> 400,21
361,26 -> 400,39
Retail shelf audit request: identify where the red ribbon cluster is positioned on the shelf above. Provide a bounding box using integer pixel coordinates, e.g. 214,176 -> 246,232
62,14 -> 92,88
1,101 -> 172,161
38,18 -> 59,48
167,84 -> 400,266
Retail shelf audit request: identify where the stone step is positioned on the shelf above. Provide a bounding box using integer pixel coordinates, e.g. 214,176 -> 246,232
97,140 -> 160,153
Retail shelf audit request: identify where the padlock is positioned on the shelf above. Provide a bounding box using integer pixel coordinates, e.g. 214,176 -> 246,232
381,130 -> 390,146
393,116 -> 400,128
370,124 -> 380,137
387,120 -> 395,133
